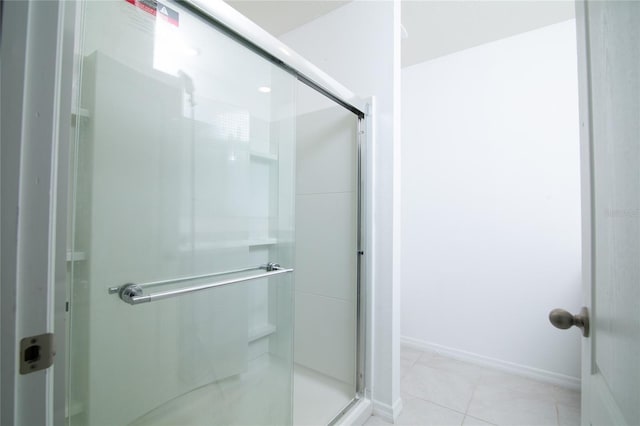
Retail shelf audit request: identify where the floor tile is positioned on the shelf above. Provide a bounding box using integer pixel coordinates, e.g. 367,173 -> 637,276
416,353 -> 486,383
401,357 -> 416,379
401,363 -> 476,413
466,384 -> 558,426
363,415 -> 393,426
479,369 -> 580,408
394,395 -> 465,426
462,415 -> 497,425
401,345 -> 424,364
548,386 -> 580,409
557,403 -> 580,426
478,369 -> 549,394
395,350 -> 580,426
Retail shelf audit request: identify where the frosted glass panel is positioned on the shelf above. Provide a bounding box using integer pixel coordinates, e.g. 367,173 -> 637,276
67,1 -> 295,425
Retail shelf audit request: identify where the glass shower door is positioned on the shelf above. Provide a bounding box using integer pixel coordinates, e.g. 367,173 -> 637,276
67,1 -> 295,425
293,80 -> 361,425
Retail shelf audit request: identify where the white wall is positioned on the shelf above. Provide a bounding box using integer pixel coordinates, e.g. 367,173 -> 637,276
401,20 -> 582,383
280,0 -> 402,419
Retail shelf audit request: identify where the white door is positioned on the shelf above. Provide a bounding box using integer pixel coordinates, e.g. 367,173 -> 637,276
575,1 -> 640,425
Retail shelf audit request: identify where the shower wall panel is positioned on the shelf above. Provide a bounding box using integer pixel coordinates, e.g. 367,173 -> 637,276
294,83 -> 359,404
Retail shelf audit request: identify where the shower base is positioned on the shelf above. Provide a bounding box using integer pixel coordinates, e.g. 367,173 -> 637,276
293,364 -> 355,425
127,355 -> 354,425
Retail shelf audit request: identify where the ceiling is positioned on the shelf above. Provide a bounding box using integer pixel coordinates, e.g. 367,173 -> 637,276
225,1 -> 350,36
402,1 -> 575,67
224,0 -> 575,68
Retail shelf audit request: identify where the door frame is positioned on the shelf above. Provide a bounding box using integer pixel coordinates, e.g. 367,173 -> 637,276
1,1 -> 372,424
574,0 -> 594,420
1,1 -> 76,424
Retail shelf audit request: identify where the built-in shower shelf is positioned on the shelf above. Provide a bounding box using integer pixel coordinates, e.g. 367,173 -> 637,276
66,399 -> 84,418
66,250 -> 87,262
248,323 -> 276,342
74,108 -> 91,118
248,238 -> 278,247
250,151 -> 278,161
71,108 -> 91,127
178,238 -> 278,252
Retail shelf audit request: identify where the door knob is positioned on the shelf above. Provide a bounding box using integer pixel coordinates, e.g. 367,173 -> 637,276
549,307 -> 589,337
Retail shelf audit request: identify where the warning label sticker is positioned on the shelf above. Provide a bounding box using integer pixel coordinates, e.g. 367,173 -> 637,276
124,0 -> 179,27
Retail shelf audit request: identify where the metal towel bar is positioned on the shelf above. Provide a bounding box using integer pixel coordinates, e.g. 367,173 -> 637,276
109,262 -> 293,305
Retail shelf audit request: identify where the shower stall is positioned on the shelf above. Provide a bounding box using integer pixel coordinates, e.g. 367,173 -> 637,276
63,1 -> 369,425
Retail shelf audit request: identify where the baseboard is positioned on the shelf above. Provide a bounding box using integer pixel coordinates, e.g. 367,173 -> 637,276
334,398 -> 373,426
372,396 -> 403,423
401,336 -> 580,391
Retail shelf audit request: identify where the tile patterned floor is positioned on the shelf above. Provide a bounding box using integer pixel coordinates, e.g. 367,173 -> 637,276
364,345 -> 580,426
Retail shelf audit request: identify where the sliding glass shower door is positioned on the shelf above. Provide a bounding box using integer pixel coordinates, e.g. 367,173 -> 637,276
67,1 -> 295,424
293,83 -> 361,425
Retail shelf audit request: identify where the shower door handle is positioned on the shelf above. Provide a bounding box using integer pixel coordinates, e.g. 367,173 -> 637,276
114,264 -> 293,305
